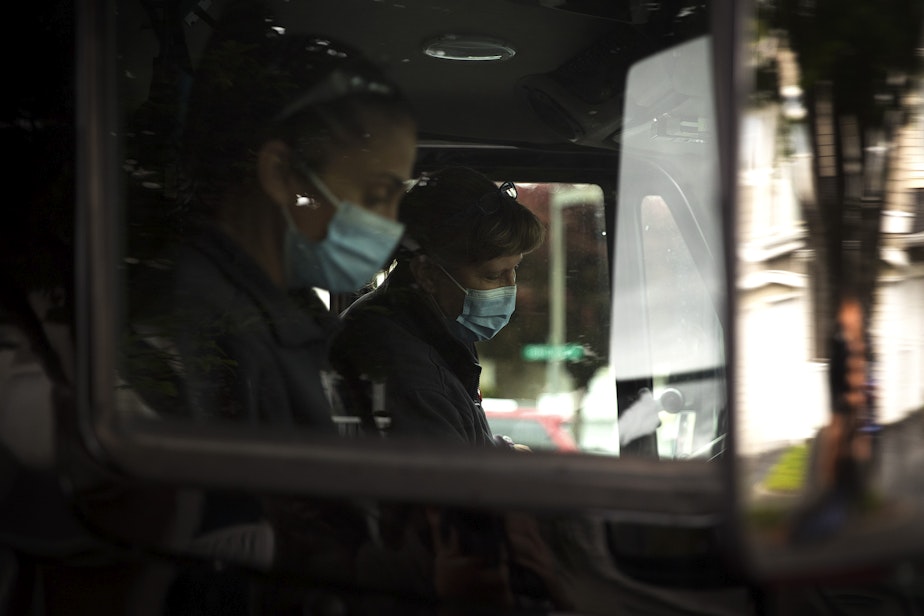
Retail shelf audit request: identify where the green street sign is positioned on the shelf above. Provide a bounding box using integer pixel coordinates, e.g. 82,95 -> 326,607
521,343 -> 585,362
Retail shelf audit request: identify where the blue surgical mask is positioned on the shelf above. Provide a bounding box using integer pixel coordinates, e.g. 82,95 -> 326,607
436,263 -> 517,342
281,171 -> 404,293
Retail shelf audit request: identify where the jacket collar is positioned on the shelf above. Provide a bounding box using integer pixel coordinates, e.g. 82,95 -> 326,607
189,223 -> 340,347
362,277 -> 482,391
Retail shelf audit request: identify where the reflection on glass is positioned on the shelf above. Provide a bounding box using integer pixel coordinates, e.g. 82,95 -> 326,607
330,176 -> 610,451
610,35 -> 726,460
738,0 -> 924,557
641,196 -> 726,460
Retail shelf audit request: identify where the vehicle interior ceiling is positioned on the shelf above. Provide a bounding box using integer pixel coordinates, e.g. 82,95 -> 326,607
242,0 -> 708,185
196,0 -> 710,330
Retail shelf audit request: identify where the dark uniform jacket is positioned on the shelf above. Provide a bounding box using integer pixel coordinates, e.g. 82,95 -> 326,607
168,222 -> 340,430
331,268 -> 494,446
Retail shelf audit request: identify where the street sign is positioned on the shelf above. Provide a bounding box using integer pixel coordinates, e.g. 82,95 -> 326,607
521,343 -> 585,362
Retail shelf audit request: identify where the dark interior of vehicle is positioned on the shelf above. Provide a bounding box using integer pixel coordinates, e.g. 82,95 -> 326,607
117,0 -> 721,445
119,0 -> 706,172
201,0 -> 705,147
1,0 -> 748,613
113,0 -> 729,590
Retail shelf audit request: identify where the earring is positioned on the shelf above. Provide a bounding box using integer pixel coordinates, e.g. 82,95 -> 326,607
295,194 -> 320,208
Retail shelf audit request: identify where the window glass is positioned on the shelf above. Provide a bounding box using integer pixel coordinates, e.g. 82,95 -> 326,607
609,35 -> 727,459
108,0 -> 715,463
477,183 -> 609,450
485,417 -> 556,450
640,196 -> 725,459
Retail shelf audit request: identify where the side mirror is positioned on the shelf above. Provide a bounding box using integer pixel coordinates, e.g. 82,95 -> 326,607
732,0 -> 924,579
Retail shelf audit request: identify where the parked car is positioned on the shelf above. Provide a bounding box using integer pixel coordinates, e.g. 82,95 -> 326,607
482,399 -> 578,452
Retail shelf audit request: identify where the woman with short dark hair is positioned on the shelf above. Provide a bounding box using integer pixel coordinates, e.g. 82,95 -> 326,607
331,166 -> 545,445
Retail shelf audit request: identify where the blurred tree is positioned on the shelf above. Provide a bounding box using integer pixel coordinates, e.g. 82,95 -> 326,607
767,0 -> 924,350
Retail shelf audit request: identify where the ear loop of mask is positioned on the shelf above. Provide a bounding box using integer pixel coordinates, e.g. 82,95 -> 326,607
412,255 -> 458,321
431,259 -> 468,295
425,258 -> 476,342
291,161 -> 319,208
279,157 -> 326,228
280,193 -> 301,229
304,169 -> 343,209
289,145 -> 339,208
